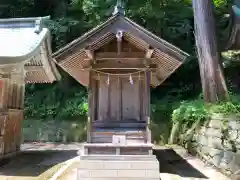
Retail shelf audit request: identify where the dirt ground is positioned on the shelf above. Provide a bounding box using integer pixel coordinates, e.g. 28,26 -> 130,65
57,144 -> 230,180
0,143 -> 82,180
0,143 -> 231,180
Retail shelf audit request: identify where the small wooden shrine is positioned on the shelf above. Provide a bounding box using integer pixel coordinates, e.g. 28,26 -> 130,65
226,1 -> 240,50
0,16 -> 60,158
53,2 -> 188,156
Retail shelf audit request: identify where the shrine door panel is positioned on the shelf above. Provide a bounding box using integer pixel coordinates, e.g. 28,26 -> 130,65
109,78 -> 120,120
121,78 -> 140,121
97,77 -> 141,121
97,80 -> 108,121
97,78 -> 120,121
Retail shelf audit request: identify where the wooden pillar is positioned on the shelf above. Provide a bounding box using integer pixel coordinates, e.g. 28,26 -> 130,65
91,75 -> 97,121
145,70 -> 151,143
139,75 -> 143,121
87,71 -> 93,143
93,78 -> 98,121
107,76 -> 111,120
118,77 -> 122,121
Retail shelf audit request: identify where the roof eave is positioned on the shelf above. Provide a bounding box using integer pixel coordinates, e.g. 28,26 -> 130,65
53,15 -> 189,63
0,28 -> 49,66
123,16 -> 190,61
52,14 -> 120,60
0,16 -> 50,23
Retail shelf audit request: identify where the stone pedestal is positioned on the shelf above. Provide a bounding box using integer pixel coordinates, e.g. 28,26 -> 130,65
77,155 -> 160,180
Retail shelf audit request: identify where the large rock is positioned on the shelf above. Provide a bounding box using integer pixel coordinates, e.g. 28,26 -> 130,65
201,146 -> 223,157
204,128 -> 222,138
228,153 -> 240,173
229,121 -> 240,130
208,119 -> 223,129
219,151 -> 235,170
210,153 -> 223,167
198,135 -> 208,146
229,130 -> 239,141
193,116 -> 240,176
208,137 -> 224,149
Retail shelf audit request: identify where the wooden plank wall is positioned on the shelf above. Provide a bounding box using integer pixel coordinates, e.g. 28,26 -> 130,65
4,110 -> 23,154
0,75 -> 24,157
8,82 -> 25,109
0,79 -> 9,109
122,78 -> 140,120
97,76 -> 144,121
0,78 -> 25,110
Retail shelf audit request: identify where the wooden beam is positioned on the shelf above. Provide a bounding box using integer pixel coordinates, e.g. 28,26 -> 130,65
92,62 -> 157,70
84,60 -> 157,70
95,52 -> 146,59
84,49 -> 94,60
145,49 -> 154,58
92,74 -> 146,80
95,59 -> 153,64
24,66 -> 43,72
117,40 -> 122,55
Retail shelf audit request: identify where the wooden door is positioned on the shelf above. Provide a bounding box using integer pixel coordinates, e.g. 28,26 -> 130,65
97,77 -> 141,121
121,78 -> 140,120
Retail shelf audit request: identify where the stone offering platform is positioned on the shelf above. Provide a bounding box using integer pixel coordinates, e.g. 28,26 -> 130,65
77,154 -> 160,180
83,143 -> 153,155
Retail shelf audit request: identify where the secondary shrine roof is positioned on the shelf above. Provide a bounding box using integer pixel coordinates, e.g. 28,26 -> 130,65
53,13 -> 189,87
0,16 -> 61,83
225,3 -> 240,50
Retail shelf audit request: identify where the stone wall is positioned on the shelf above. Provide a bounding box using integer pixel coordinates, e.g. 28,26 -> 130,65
192,115 -> 240,176
21,119 -> 86,143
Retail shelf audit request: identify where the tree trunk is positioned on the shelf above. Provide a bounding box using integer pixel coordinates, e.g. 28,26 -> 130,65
192,0 -> 229,103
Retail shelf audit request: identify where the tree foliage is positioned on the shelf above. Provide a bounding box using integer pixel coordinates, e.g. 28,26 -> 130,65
0,0 -> 235,120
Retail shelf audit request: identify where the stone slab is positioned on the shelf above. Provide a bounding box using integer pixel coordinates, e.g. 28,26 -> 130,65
76,178 -> 159,180
80,154 -> 157,161
77,155 -> 160,179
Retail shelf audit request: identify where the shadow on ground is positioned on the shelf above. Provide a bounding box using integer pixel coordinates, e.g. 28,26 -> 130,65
0,150 -> 78,177
154,148 -> 208,179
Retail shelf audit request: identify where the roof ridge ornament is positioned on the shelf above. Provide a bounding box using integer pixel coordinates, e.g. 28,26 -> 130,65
112,0 -> 125,16
34,17 -> 43,34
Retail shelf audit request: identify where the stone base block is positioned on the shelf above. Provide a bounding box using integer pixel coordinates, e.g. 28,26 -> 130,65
77,155 -> 160,180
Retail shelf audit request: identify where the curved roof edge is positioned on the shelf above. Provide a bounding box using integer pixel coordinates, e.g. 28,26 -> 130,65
225,5 -> 240,51
0,16 -> 61,83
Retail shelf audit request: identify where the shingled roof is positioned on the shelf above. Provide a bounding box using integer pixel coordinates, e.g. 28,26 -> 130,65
0,16 -> 61,83
225,2 -> 240,50
53,12 -> 189,87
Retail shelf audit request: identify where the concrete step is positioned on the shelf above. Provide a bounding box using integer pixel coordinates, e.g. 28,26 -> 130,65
80,154 -> 157,161
77,157 -> 160,180
92,137 -> 145,143
77,177 -> 159,180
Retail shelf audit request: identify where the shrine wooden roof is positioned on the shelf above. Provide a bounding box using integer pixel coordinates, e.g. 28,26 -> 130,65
53,14 -> 189,87
225,4 -> 240,50
0,16 -> 61,83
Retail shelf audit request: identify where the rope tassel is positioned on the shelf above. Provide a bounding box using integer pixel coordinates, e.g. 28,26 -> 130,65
106,74 -> 110,85
129,74 -> 133,84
